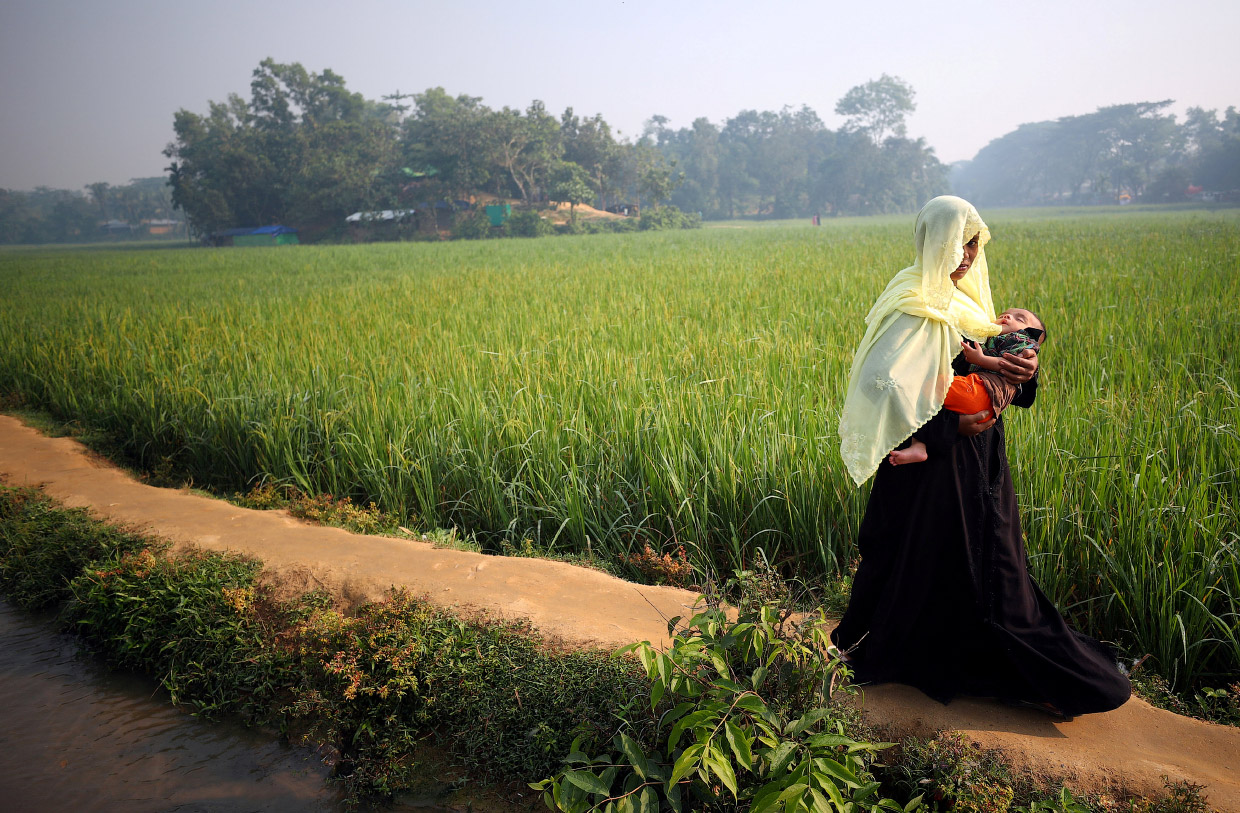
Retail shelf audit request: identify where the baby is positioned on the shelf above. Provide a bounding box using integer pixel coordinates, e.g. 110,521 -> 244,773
888,307 -> 1045,466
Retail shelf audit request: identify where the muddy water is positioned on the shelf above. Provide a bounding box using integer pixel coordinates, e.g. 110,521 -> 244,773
0,601 -> 450,812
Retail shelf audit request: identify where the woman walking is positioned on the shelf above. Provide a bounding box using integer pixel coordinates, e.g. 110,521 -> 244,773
831,196 -> 1129,718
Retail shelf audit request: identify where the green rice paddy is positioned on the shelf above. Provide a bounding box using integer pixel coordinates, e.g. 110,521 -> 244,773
1,208 -> 1236,689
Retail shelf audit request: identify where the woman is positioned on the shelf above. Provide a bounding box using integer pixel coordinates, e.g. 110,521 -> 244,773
832,196 -> 1130,718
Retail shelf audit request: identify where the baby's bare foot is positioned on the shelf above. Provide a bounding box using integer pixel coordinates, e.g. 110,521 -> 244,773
888,442 -> 928,466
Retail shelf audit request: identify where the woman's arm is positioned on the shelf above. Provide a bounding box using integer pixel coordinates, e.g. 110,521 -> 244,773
912,407 -> 995,455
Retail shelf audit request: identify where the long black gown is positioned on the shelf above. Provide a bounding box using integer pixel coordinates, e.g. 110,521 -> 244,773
830,365 -> 1131,716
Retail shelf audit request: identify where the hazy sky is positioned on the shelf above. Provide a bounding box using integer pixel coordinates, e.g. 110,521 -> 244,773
3,0 -> 1238,191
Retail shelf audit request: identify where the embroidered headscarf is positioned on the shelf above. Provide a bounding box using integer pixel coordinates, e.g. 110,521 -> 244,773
838,196 -> 1002,486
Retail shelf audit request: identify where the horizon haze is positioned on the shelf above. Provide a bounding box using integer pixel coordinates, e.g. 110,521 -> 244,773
2,0 -> 1238,192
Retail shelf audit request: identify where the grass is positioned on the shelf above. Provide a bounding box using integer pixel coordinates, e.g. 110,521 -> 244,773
0,485 -> 1223,810
881,733 -> 1215,813
0,484 -> 646,806
0,207 -> 1237,693
0,484 -> 149,608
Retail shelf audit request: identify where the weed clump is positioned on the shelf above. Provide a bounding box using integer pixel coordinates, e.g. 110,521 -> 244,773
0,485 -> 147,609
881,733 -> 1017,812
879,733 -> 1217,813
280,589 -> 644,800
1130,669 -> 1240,728
621,542 -> 695,588
235,483 -> 405,536
64,543 -> 644,804
66,545 -> 286,717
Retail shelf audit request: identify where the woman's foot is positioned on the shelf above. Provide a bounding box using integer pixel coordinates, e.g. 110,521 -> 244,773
888,440 -> 928,466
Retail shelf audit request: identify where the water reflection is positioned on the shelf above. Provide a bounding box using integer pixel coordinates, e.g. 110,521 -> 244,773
0,601 -> 383,811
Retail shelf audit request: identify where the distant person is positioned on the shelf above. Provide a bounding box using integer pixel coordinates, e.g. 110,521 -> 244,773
832,195 -> 1130,719
888,307 -> 1044,466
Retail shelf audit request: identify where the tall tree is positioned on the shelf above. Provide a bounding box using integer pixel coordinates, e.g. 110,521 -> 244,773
835,75 -> 916,143
402,88 -> 494,200
473,101 -> 563,203
165,59 -> 399,236
560,108 -> 620,207
86,182 -> 111,220
665,117 -> 722,217
548,160 -> 593,225
1194,106 -> 1240,191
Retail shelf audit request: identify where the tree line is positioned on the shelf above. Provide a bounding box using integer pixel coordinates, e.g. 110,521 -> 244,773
953,101 -> 1240,206
157,62 -> 945,239
2,60 -> 1237,244
0,177 -> 177,244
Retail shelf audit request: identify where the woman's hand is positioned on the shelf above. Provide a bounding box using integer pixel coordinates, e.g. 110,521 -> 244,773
998,348 -> 1038,384
957,410 -> 995,437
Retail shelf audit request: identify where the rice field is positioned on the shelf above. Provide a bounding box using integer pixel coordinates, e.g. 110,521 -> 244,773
1,208 -> 1237,689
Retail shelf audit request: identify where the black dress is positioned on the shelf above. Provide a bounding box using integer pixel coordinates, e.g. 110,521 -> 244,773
830,364 -> 1130,716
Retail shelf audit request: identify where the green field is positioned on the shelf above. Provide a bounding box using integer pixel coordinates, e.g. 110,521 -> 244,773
1,209 -> 1237,690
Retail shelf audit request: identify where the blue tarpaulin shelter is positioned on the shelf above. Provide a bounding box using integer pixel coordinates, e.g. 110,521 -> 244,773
210,225 -> 299,246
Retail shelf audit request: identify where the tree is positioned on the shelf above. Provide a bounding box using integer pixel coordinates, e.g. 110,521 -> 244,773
652,96 -> 944,219
835,74 -> 916,143
952,100 -> 1187,206
1145,165 -> 1192,202
127,176 -> 177,220
547,161 -> 593,226
86,182 -> 111,220
560,108 -> 619,208
164,59 -> 400,237
635,146 -> 682,209
752,106 -> 824,217
487,101 -> 562,202
1190,106 -> 1240,191
402,88 -> 494,200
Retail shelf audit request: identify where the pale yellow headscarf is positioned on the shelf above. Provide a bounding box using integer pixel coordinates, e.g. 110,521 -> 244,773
838,196 -> 1002,486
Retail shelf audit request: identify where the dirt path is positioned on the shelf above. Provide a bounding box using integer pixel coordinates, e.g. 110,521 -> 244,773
1,413 -> 1237,811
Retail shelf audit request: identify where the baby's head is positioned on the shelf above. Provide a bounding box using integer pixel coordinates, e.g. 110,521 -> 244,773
995,307 -> 1047,342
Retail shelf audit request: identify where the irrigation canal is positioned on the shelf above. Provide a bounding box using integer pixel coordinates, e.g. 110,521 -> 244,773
0,600 -> 451,811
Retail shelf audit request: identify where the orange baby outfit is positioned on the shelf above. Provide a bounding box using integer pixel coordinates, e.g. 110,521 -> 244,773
942,373 -> 995,419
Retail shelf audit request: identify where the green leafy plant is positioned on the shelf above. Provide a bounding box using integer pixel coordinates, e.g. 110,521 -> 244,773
278,587 -> 646,802
0,485 -> 147,608
638,205 -> 702,231
234,483 -> 405,536
1094,778 -> 1214,813
1018,786 -> 1093,813
532,603 -> 916,812
506,208 -> 554,237
1193,685 -> 1240,726
64,546 -> 288,717
881,733 -> 1015,813
1131,669 -> 1240,727
452,209 -> 497,240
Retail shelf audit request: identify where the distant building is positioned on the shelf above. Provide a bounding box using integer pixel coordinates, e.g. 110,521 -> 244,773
345,209 -> 416,223
143,219 -> 182,236
99,219 -> 134,235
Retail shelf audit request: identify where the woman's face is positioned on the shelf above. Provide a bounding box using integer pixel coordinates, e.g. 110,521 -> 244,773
951,234 -> 980,283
